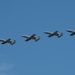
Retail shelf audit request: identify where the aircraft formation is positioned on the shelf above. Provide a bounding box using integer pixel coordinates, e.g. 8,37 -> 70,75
0,29 -> 75,45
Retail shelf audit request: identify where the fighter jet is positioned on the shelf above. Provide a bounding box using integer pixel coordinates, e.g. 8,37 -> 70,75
0,38 -> 16,45
22,34 -> 40,42
66,29 -> 75,36
44,31 -> 63,38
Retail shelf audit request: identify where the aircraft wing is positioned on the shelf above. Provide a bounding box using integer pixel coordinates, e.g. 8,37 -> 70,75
22,35 -> 30,38
0,39 -> 5,42
67,29 -> 75,33
53,31 -> 58,34
6,38 -> 11,41
44,31 -> 52,34
25,34 -> 36,41
30,34 -> 36,38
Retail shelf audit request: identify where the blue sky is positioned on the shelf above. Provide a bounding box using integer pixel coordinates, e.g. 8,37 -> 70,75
0,0 -> 75,75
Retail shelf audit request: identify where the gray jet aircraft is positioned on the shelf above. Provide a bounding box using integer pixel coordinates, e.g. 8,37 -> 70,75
66,29 -> 75,36
22,34 -> 40,42
44,31 -> 63,38
0,38 -> 16,45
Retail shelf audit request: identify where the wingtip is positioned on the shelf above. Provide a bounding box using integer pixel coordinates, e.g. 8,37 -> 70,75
44,31 -> 47,34
22,35 -> 25,37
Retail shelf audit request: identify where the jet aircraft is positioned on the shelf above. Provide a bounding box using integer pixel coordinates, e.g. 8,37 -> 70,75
0,38 -> 16,45
44,31 -> 63,38
66,29 -> 75,36
22,34 -> 40,42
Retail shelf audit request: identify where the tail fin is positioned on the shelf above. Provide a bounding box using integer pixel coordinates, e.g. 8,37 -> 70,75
58,33 -> 63,38
11,40 -> 16,45
35,36 -> 40,42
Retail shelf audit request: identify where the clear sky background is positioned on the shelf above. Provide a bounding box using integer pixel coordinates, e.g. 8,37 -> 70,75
0,0 -> 75,75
